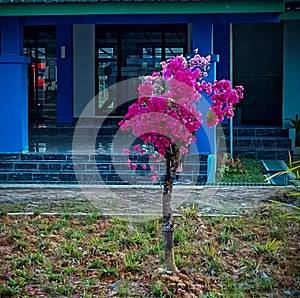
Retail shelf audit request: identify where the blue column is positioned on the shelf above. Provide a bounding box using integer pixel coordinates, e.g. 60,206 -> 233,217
214,23 -> 230,126
56,25 -> 73,123
214,23 -> 230,81
0,17 -> 30,153
190,15 -> 216,155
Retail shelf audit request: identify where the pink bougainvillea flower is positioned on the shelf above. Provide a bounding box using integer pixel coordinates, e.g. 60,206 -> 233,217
119,51 -> 244,180
141,164 -> 147,170
122,148 -> 131,154
133,144 -> 140,152
131,163 -> 138,170
127,159 -> 132,168
181,147 -> 189,155
151,175 -> 157,182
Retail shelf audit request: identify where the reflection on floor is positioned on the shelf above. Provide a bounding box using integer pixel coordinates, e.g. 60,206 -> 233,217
29,123 -> 129,154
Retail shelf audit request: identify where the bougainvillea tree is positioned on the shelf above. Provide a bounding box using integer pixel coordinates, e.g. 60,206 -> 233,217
119,52 -> 244,272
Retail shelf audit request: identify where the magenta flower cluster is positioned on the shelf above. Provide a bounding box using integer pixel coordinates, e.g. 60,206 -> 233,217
119,53 -> 244,181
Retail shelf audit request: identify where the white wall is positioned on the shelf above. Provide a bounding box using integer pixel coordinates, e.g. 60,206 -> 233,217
283,20 -> 300,127
73,24 -> 95,117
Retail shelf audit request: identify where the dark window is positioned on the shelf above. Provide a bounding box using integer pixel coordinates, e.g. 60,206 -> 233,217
23,26 -> 57,125
95,24 -> 188,118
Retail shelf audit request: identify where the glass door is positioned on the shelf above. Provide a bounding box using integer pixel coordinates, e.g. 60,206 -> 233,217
96,24 -> 188,120
24,26 -> 57,125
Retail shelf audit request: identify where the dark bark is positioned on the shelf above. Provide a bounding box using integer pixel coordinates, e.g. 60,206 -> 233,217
162,144 -> 181,272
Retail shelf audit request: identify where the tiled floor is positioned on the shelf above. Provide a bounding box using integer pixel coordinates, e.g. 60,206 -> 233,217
29,126 -> 139,155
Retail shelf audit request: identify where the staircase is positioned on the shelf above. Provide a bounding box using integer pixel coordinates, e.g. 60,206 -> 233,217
218,125 -> 293,160
0,123 -> 208,185
0,152 -> 208,185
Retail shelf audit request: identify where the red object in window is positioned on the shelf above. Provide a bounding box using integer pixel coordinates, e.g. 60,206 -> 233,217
31,62 -> 46,87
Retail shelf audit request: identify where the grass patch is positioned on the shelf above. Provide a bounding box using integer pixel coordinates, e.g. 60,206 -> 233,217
0,204 -> 299,297
217,157 -> 267,183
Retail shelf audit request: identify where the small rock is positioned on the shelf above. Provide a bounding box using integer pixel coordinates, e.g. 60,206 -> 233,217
151,267 -> 165,280
109,279 -> 123,290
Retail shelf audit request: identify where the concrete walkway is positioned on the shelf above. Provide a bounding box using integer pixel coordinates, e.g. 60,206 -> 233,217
0,184 -> 293,220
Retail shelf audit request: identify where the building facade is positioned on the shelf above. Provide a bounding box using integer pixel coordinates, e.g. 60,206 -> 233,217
0,0 -> 299,154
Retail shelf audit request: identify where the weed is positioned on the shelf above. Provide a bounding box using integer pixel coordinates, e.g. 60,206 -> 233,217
99,266 -> 118,277
147,241 -> 163,255
62,212 -> 72,220
13,256 -> 30,269
270,199 -> 300,221
0,209 -> 8,217
84,212 -> 103,224
29,252 -> 45,265
52,218 -> 70,230
150,280 -> 168,298
9,230 -> 24,240
65,229 -> 85,240
0,282 -> 19,295
88,237 -> 115,255
173,228 -> 187,245
141,219 -> 160,236
47,273 -> 63,282
119,230 -> 145,248
174,253 -> 190,269
33,210 -> 42,216
16,240 -> 30,250
181,204 -> 198,219
115,279 -> 132,297
87,258 -> 104,269
201,243 -> 222,275
62,265 -> 77,276
124,253 -> 143,272
252,238 -> 281,256
36,237 -> 51,250
217,227 -> 233,245
59,242 -> 83,259
257,272 -> 274,291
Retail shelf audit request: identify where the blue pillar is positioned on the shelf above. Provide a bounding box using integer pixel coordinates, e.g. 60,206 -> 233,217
214,23 -> 230,126
190,15 -> 216,155
56,25 -> 73,123
214,23 -> 230,81
0,17 -> 30,152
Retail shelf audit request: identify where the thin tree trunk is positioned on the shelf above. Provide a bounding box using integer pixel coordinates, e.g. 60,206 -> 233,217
162,144 -> 180,272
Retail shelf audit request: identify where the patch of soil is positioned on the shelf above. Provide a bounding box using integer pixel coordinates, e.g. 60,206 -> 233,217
0,206 -> 299,297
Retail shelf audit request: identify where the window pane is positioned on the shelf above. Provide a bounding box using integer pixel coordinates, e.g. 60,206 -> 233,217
23,26 -> 57,125
95,24 -> 187,118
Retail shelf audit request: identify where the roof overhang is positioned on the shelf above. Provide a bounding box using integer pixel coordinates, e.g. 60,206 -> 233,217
281,10 -> 300,19
281,1 -> 300,20
0,0 -> 285,17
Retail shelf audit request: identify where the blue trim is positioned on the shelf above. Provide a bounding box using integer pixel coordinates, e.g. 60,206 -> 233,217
22,14 -> 192,25
213,13 -> 281,24
21,12 -> 281,26
0,16 -> 23,55
0,55 -> 30,63
56,24 -> 73,123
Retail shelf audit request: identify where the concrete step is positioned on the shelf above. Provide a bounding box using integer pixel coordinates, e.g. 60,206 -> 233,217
0,153 -> 208,184
261,159 -> 294,185
217,126 -> 292,160
220,126 -> 290,137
